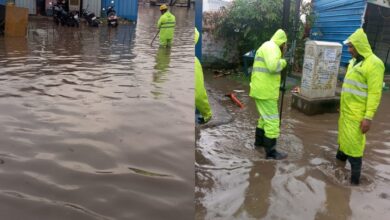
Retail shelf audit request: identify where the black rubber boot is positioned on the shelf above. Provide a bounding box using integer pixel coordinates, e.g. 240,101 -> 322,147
348,156 -> 362,185
254,127 -> 265,147
336,149 -> 347,162
263,136 -> 288,160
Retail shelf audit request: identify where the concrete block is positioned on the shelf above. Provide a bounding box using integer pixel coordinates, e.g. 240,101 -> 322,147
301,41 -> 342,99
291,93 -> 340,115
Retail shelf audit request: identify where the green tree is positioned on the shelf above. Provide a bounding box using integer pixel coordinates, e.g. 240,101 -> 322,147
210,0 -> 285,60
205,0 -> 314,71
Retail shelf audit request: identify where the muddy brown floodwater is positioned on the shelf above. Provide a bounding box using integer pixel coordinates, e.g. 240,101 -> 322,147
196,72 -> 390,220
0,5 -> 194,220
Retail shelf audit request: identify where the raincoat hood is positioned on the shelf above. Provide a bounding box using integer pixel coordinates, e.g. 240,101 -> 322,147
346,28 -> 372,59
195,28 -> 199,45
270,29 -> 287,46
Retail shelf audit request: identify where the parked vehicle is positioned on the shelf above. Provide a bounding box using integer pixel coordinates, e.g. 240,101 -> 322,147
53,2 -> 68,26
81,7 -> 99,27
106,5 -> 118,27
52,1 -> 79,27
67,11 -> 80,27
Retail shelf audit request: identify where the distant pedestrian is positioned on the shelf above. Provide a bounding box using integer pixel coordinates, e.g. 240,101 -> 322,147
157,4 -> 176,47
337,28 -> 385,185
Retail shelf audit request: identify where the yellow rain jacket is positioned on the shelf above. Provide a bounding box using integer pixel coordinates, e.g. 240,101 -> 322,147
157,11 -> 176,46
195,28 -> 212,122
249,29 -> 287,100
339,28 -> 385,157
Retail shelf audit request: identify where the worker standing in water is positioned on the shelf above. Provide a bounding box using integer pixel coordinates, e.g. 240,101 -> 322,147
195,28 -> 212,124
249,29 -> 288,160
336,28 -> 384,185
157,4 -> 176,47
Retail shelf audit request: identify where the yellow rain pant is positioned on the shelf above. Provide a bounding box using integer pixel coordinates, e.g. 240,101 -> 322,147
255,99 -> 280,139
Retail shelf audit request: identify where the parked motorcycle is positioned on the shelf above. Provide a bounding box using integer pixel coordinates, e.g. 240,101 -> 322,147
81,8 -> 99,27
67,11 -> 80,27
106,5 -> 118,27
52,2 -> 79,27
53,2 -> 68,26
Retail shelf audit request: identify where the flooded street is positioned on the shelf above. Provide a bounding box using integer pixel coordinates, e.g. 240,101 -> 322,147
0,5 -> 194,220
195,72 -> 390,219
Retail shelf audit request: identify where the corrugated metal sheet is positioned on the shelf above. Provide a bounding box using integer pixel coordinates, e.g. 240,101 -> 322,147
102,0 -> 138,21
83,0 -> 101,17
0,0 -> 6,5
15,0 -> 37,15
365,4 -> 390,69
311,0 -> 367,65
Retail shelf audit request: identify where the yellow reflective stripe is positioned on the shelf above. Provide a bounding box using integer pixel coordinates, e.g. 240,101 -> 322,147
253,67 -> 270,73
262,114 -> 279,120
254,56 -> 282,73
344,79 -> 368,89
161,21 -> 175,28
255,57 -> 265,62
342,87 -> 367,97
252,67 -> 281,75
276,60 -> 282,72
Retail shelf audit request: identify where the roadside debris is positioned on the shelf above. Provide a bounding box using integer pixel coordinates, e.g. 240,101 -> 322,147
213,69 -> 233,78
226,92 -> 244,109
291,86 -> 300,93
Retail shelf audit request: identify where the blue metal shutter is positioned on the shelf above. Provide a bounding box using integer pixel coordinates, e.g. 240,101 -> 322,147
311,0 -> 367,65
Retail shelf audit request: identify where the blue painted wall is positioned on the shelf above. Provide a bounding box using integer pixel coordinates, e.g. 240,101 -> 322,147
195,0 -> 202,60
311,0 -> 367,65
102,0 -> 138,21
0,0 -> 5,5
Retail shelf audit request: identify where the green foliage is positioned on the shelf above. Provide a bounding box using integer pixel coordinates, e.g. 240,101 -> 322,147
210,0 -> 285,57
204,0 -> 314,71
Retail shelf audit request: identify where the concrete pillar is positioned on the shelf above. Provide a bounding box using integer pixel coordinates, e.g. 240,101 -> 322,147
291,41 -> 343,115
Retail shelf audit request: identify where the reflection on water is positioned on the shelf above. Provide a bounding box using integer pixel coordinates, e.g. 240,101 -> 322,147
196,73 -> 390,219
152,47 -> 172,98
0,5 -> 194,220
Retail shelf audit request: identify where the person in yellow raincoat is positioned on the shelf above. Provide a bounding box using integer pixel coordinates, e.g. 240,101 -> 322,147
249,29 -> 288,160
337,28 -> 385,185
157,4 -> 176,47
195,28 -> 212,123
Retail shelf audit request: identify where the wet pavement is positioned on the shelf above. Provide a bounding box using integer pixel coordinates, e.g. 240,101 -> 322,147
195,72 -> 390,220
0,5 -> 194,220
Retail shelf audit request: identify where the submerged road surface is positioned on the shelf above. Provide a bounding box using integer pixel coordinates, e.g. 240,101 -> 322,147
0,5 -> 194,220
196,72 -> 390,220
